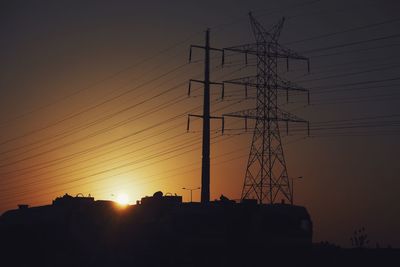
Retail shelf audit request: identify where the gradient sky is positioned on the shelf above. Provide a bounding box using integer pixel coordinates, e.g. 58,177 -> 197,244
1,0 -> 400,247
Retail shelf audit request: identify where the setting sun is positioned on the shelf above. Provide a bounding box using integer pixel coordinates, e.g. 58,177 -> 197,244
116,193 -> 129,205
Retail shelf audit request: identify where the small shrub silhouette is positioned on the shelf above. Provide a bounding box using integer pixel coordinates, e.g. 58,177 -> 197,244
350,227 -> 370,248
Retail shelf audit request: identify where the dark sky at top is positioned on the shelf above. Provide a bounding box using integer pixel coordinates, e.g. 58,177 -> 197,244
0,0 -> 400,247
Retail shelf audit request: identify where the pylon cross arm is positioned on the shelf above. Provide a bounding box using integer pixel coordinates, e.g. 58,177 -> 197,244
222,108 -> 307,124
187,114 -> 225,133
223,43 -> 308,61
223,76 -> 258,87
276,109 -> 307,123
222,108 -> 258,120
223,75 -> 308,91
275,43 -> 308,61
276,76 -> 308,92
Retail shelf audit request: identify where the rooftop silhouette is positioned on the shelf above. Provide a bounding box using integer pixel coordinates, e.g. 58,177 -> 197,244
2,192 -> 399,266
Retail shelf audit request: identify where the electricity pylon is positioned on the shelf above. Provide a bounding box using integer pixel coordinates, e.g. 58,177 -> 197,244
223,13 -> 310,205
187,29 -> 224,204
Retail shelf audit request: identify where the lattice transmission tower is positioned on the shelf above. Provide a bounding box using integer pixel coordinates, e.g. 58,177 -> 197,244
223,13 -> 310,204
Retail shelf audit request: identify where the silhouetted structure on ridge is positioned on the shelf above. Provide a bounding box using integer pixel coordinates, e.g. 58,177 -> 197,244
2,192 -> 399,267
1,192 -> 314,266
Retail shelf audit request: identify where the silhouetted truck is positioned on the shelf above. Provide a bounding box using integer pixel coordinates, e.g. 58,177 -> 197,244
1,192 -> 312,266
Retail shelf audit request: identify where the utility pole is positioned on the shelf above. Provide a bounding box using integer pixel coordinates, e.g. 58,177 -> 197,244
187,29 -> 224,204
222,13 -> 310,204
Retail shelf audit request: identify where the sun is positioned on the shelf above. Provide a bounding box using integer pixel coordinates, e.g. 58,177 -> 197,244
116,193 -> 129,206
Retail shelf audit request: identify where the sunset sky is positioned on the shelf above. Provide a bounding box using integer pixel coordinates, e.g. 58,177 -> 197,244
1,0 -> 400,247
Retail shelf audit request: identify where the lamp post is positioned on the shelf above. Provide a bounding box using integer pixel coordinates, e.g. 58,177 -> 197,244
291,176 -> 303,205
182,187 -> 201,202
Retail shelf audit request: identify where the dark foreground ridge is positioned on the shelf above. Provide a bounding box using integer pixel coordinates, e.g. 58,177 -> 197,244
1,192 -> 398,267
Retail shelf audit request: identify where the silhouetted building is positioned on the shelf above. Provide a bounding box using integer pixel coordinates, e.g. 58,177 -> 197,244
1,192 -> 398,267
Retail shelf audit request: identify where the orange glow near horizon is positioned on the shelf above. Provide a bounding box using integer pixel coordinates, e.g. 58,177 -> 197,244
115,193 -> 129,206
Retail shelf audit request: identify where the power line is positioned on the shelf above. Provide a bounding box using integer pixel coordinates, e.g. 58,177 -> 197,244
310,43 -> 400,59
0,61 -> 243,159
0,100 -> 243,192
296,63 -> 400,83
0,66 -> 245,174
0,131 -> 232,203
0,62 -> 190,147
285,18 -> 400,45
0,33 -> 200,127
1,134 -> 307,207
301,33 -> 400,54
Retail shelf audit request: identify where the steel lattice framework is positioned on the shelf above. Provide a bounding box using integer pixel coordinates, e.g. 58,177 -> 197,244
223,13 -> 310,204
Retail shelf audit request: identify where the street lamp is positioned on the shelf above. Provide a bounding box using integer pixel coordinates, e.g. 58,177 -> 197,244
182,187 -> 200,202
291,176 -> 303,205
